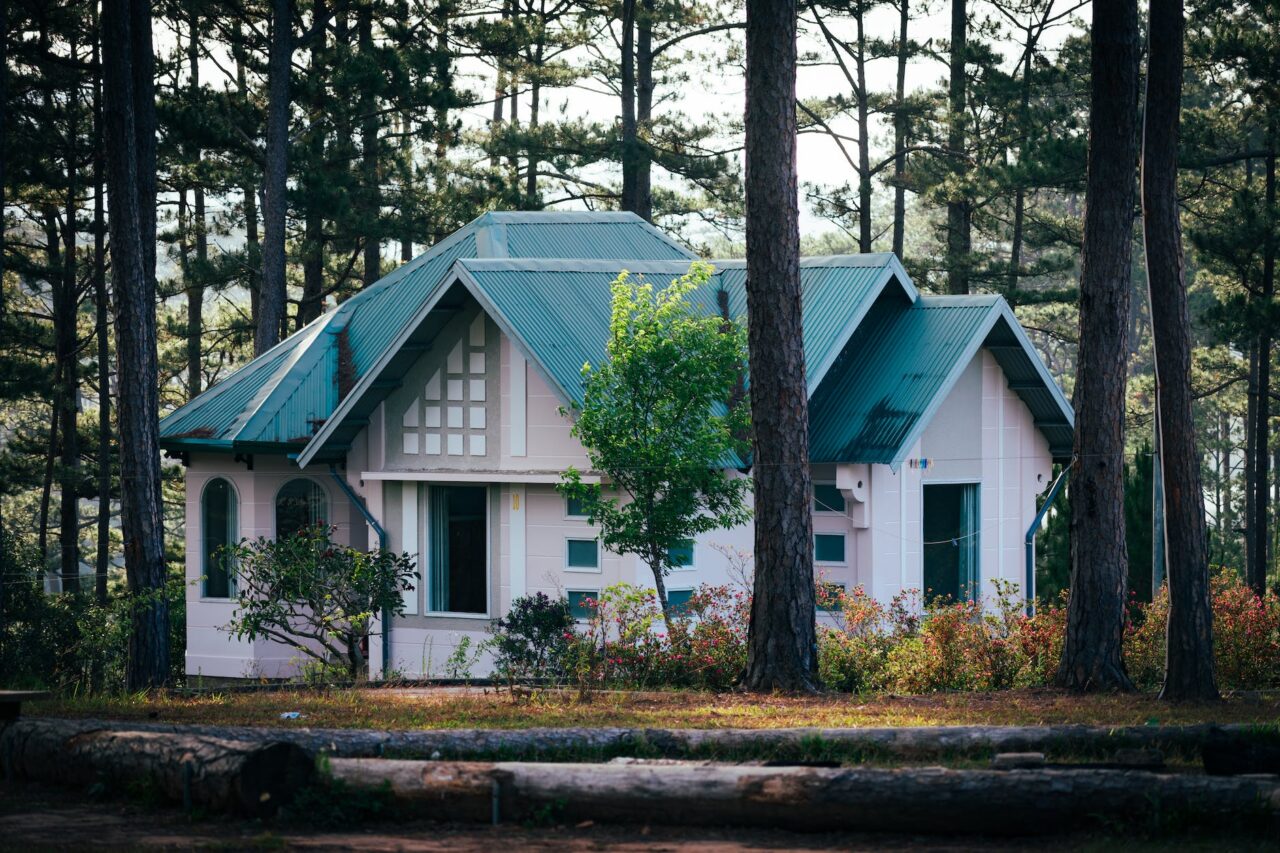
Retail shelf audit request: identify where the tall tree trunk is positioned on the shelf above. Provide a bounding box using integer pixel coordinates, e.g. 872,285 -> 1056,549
855,7 -> 871,253
59,105 -> 81,596
741,0 -> 818,693
233,23 -> 261,328
945,0 -> 970,294
186,12 -> 204,397
490,0 -> 508,169
257,0 -> 292,356
102,0 -> 170,689
891,0 -> 908,260
634,0 -> 653,221
619,0 -> 638,213
359,2 -> 380,287
1246,135 -> 1274,595
94,32 -> 111,606
1245,340 -> 1259,579
1055,0 -> 1140,692
1141,0 -> 1218,701
1008,40 -> 1034,294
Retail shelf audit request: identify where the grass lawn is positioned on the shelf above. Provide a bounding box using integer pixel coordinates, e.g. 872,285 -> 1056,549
29,686 -> 1280,731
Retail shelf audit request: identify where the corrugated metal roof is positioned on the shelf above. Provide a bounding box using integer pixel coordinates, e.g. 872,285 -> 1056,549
161,211 -> 693,452
808,294 -> 1074,466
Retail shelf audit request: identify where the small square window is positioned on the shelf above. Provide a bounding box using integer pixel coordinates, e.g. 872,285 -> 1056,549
814,483 -> 846,513
666,589 -> 694,615
667,539 -> 695,569
815,533 -> 846,563
566,496 -> 588,518
567,590 -> 598,621
566,538 -> 599,570
818,582 -> 846,611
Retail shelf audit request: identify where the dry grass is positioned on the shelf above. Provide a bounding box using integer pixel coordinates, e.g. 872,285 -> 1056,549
29,686 -> 1280,731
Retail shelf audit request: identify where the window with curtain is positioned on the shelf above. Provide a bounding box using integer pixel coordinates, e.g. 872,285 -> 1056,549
428,485 -> 488,614
202,478 -> 237,598
275,479 -> 328,537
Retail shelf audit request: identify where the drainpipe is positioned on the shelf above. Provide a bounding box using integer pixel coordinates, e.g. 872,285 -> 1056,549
1024,467 -> 1069,617
329,465 -> 391,677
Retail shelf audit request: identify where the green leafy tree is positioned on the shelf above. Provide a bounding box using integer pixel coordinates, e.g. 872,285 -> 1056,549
560,262 -> 751,623
225,524 -> 416,679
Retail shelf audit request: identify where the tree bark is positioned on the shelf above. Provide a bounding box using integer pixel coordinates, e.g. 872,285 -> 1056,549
359,1 -> 380,287
323,758 -> 1280,834
1055,0 -> 1140,692
741,0 -> 817,693
186,11 -> 205,398
58,88 -> 81,596
257,0 -> 292,356
0,720 -> 312,817
102,0 -> 170,690
891,0 -> 908,259
634,0 -> 654,221
945,0 -> 971,294
1141,0 -> 1218,701
1246,135 -> 1274,595
619,0 -> 639,214
855,6 -> 871,254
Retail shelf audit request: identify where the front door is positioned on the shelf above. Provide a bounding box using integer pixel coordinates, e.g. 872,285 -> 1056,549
922,483 -> 980,603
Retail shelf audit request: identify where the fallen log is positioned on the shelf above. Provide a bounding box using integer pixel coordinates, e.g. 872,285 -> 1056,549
0,718 -> 313,816
1204,729 -> 1280,776
325,758 -> 1280,835
18,717 -> 1278,764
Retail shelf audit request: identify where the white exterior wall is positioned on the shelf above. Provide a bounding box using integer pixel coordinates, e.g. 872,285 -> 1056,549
183,316 -> 1056,679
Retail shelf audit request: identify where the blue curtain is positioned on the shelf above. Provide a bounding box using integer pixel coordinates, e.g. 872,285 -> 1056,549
428,486 -> 450,612
959,484 -> 980,601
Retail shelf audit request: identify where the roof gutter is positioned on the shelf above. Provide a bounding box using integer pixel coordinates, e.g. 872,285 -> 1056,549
1024,466 -> 1069,617
328,465 -> 391,678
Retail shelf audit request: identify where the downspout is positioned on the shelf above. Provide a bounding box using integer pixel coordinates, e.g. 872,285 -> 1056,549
329,465 -> 391,677
1024,466 -> 1069,617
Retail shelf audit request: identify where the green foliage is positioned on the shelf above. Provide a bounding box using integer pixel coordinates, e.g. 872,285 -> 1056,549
559,262 -> 751,617
488,592 -> 576,685
225,525 -> 416,680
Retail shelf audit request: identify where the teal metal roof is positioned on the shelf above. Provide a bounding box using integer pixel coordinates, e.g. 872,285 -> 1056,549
160,212 -> 693,454
808,294 -> 1074,466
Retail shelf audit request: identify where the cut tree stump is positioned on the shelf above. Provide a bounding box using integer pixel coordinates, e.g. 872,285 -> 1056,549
0,718 -> 312,816
325,758 -> 1280,835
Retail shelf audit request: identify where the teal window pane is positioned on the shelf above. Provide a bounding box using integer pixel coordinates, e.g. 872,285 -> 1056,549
566,496 -> 588,517
815,533 -> 846,563
202,478 -> 236,598
667,539 -> 695,568
566,538 -> 599,568
814,484 -> 845,513
667,589 -> 694,615
567,590 -> 598,620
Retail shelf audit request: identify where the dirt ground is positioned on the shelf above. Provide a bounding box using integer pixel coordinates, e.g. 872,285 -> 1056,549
2,781 -> 1274,853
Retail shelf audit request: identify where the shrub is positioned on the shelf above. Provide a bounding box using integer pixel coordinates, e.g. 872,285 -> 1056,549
488,592 -> 576,685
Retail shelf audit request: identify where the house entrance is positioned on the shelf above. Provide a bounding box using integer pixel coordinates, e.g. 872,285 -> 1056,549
427,485 -> 487,614
922,483 -> 980,603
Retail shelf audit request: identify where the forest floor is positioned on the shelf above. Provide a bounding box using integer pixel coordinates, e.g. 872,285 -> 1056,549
2,780 -> 1274,852
29,685 -> 1280,731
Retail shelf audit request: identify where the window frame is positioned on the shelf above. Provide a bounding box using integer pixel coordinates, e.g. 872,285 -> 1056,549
200,476 -> 239,600
424,484 -> 492,619
665,587 -> 695,617
667,538 -> 696,572
565,495 -> 589,520
814,532 -> 848,565
817,581 -> 847,612
566,588 -> 599,622
273,477 -> 330,539
564,537 -> 601,573
813,482 -> 847,514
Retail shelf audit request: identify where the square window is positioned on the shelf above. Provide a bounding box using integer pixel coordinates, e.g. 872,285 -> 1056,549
402,433 -> 419,454
469,379 -> 486,402
424,406 -> 441,428
667,539 -> 695,570
814,483 -> 846,513
447,379 -> 463,400
469,406 -> 486,429
447,406 -> 463,428
447,434 -> 464,455
566,538 -> 599,570
566,496 -> 588,518
402,402 -> 419,428
470,435 -> 486,456
424,434 -> 441,455
567,590 -> 598,621
815,533 -> 846,563
666,589 -> 694,616
818,582 -> 846,611
469,352 -> 486,374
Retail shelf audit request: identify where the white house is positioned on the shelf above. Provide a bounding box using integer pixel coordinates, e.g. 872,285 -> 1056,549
161,211 -> 1073,680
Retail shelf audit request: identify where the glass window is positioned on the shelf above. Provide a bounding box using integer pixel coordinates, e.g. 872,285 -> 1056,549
815,533 -> 846,563
275,479 -> 327,537
814,483 -> 846,513
667,589 -> 694,615
566,496 -> 588,518
427,485 -> 488,614
202,478 -> 237,598
566,538 -> 599,570
567,590 -> 598,621
667,538 -> 695,569
818,582 -> 846,611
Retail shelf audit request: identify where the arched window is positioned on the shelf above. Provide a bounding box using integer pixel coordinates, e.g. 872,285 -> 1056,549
275,478 -> 328,538
202,478 -> 238,598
